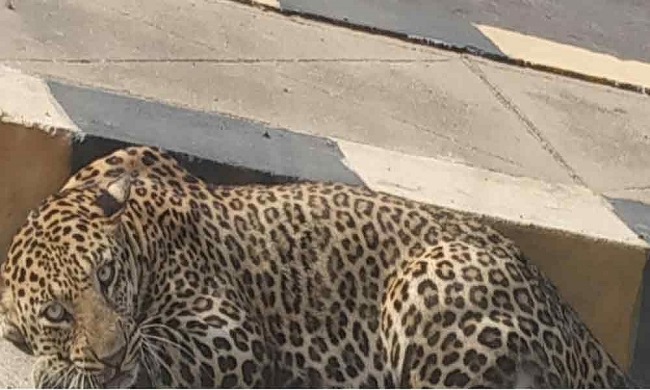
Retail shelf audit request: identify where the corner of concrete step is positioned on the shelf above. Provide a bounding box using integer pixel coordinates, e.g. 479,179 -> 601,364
0,65 -> 83,140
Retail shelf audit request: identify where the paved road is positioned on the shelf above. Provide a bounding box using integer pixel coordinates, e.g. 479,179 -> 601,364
276,0 -> 650,63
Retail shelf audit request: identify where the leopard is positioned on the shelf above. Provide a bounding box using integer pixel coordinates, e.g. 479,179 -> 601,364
0,145 -> 635,388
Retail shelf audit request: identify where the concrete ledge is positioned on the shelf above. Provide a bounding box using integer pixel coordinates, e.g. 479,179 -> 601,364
0,66 -> 79,257
0,66 -> 648,384
0,65 -> 80,136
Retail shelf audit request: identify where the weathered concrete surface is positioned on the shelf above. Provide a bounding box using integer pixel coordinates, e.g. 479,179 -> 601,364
0,65 -> 79,133
4,0 -> 648,199
607,189 -> 650,206
0,0 -> 440,61
261,0 -> 650,91
47,81 -> 364,185
337,139 -> 642,246
471,58 -> 650,198
0,341 -> 33,388
275,0 -> 650,64
0,0 -> 579,185
9,59 -> 576,185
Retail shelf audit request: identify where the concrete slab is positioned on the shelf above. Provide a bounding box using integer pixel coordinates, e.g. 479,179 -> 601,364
242,0 -> 650,92
476,25 -> 650,92
261,0 -> 650,64
606,189 -> 650,206
47,81 -> 363,185
0,0 -> 576,184
471,58 -> 650,194
0,0 -> 442,61
0,341 -> 33,388
337,139 -> 643,246
608,198 -> 650,245
0,65 -> 79,134
274,0 -> 504,55
7,59 -> 576,185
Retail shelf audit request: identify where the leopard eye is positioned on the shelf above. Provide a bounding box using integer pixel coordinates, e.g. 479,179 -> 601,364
97,263 -> 115,285
42,302 -> 69,323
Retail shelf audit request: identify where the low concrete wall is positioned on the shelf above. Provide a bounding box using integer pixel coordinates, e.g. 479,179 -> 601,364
0,123 -> 71,258
491,219 -> 646,369
0,122 -> 72,388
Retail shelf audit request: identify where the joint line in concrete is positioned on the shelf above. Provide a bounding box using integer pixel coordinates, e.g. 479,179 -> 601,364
461,56 -> 587,187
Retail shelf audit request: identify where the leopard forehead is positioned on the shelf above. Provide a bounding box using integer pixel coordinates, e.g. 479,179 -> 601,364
2,202 -> 103,309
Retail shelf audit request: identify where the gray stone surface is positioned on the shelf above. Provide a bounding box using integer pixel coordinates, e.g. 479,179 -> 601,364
0,0 -> 440,61
473,58 -> 650,194
608,198 -> 650,245
13,58 -> 574,185
278,0 -> 503,54
278,0 -> 650,63
48,81 -> 363,185
1,0 -> 579,184
0,342 -> 33,388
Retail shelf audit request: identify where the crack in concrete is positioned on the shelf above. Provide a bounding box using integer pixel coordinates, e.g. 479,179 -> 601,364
461,56 -> 587,187
101,2 -> 229,55
0,57 -> 451,64
274,66 -> 520,170
390,115 -> 524,169
620,185 -> 650,192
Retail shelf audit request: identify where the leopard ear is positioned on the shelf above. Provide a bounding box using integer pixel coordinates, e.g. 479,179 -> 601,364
96,175 -> 131,220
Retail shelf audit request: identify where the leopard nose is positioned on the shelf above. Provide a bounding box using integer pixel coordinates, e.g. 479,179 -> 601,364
101,346 -> 127,369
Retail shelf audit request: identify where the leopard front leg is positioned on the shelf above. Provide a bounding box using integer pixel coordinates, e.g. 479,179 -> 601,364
135,291 -> 271,388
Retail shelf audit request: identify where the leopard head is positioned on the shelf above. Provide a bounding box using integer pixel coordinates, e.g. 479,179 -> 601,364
0,175 -> 147,388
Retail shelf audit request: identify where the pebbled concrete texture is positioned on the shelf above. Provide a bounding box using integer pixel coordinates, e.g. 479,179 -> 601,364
0,342 -> 33,388
608,198 -> 650,245
0,0 -> 439,61
277,0 -> 504,55
47,81 -> 363,185
10,58 -> 575,185
274,0 -> 650,64
0,65 -> 78,133
4,0 -> 649,197
471,58 -> 650,198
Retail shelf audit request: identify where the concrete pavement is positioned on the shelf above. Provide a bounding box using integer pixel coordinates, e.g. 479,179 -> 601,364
3,0 -> 650,202
1,0 -> 650,386
245,0 -> 650,93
